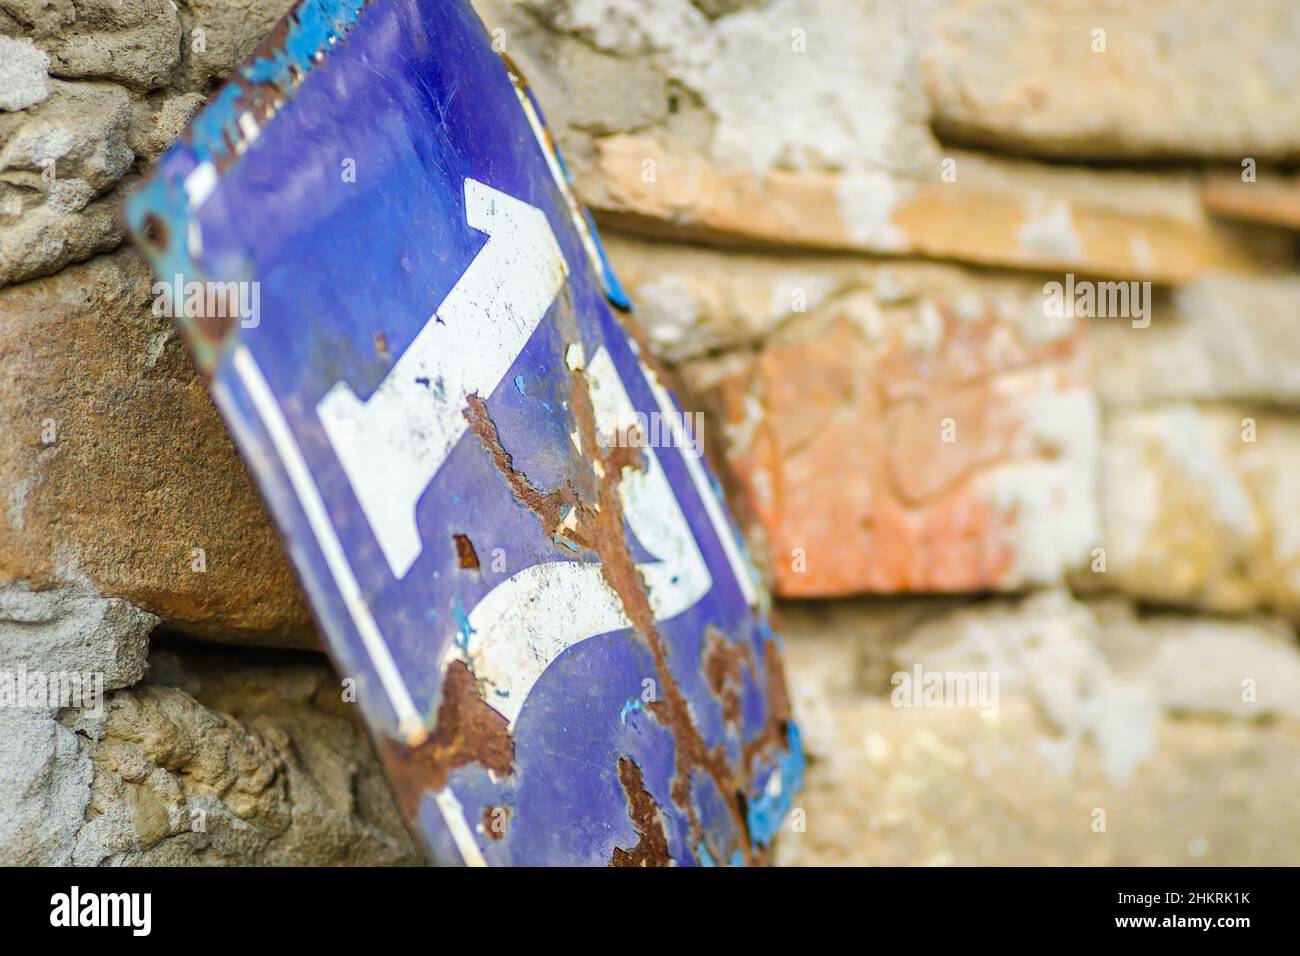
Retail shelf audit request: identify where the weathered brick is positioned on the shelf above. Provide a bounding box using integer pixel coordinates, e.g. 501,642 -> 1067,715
589,136 -> 1282,282
1203,170 -> 1300,231
691,289 -> 1098,596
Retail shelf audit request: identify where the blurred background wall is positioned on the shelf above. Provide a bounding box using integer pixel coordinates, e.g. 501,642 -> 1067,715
2,0 -> 1299,863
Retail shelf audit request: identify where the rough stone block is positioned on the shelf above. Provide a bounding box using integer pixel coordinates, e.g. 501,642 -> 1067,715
775,591 -> 1300,865
0,250 -> 317,647
12,0 -> 183,91
1090,276 -> 1300,408
0,643 -> 418,865
921,0 -> 1300,161
0,585 -> 156,691
1087,405 -> 1300,619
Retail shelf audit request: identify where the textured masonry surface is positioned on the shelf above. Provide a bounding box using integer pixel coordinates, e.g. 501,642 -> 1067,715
2,0 -> 1299,864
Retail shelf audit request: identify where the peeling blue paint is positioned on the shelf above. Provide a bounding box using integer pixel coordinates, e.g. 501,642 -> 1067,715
450,596 -> 475,651
746,723 -> 806,849
619,697 -> 643,725
243,0 -> 366,84
185,84 -> 244,168
694,841 -> 745,867
581,206 -> 632,311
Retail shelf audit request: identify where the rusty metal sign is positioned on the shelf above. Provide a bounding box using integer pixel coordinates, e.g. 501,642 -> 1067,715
125,0 -> 801,866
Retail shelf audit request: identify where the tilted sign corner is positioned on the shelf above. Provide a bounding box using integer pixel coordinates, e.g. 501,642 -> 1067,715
125,0 -> 803,867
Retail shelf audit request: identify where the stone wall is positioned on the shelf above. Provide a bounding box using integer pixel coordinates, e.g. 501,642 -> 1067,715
2,0 -> 1299,864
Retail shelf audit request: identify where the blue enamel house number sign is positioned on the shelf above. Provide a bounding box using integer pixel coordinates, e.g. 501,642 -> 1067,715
126,0 -> 802,866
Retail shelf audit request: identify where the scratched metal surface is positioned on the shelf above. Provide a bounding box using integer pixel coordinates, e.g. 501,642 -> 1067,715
125,0 -> 802,866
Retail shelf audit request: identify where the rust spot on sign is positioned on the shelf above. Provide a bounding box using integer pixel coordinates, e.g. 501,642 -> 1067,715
452,533 -> 480,569
610,757 -> 671,867
463,392 -> 587,551
568,364 -> 763,864
380,659 -> 513,819
704,626 -> 750,732
742,637 -> 794,774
